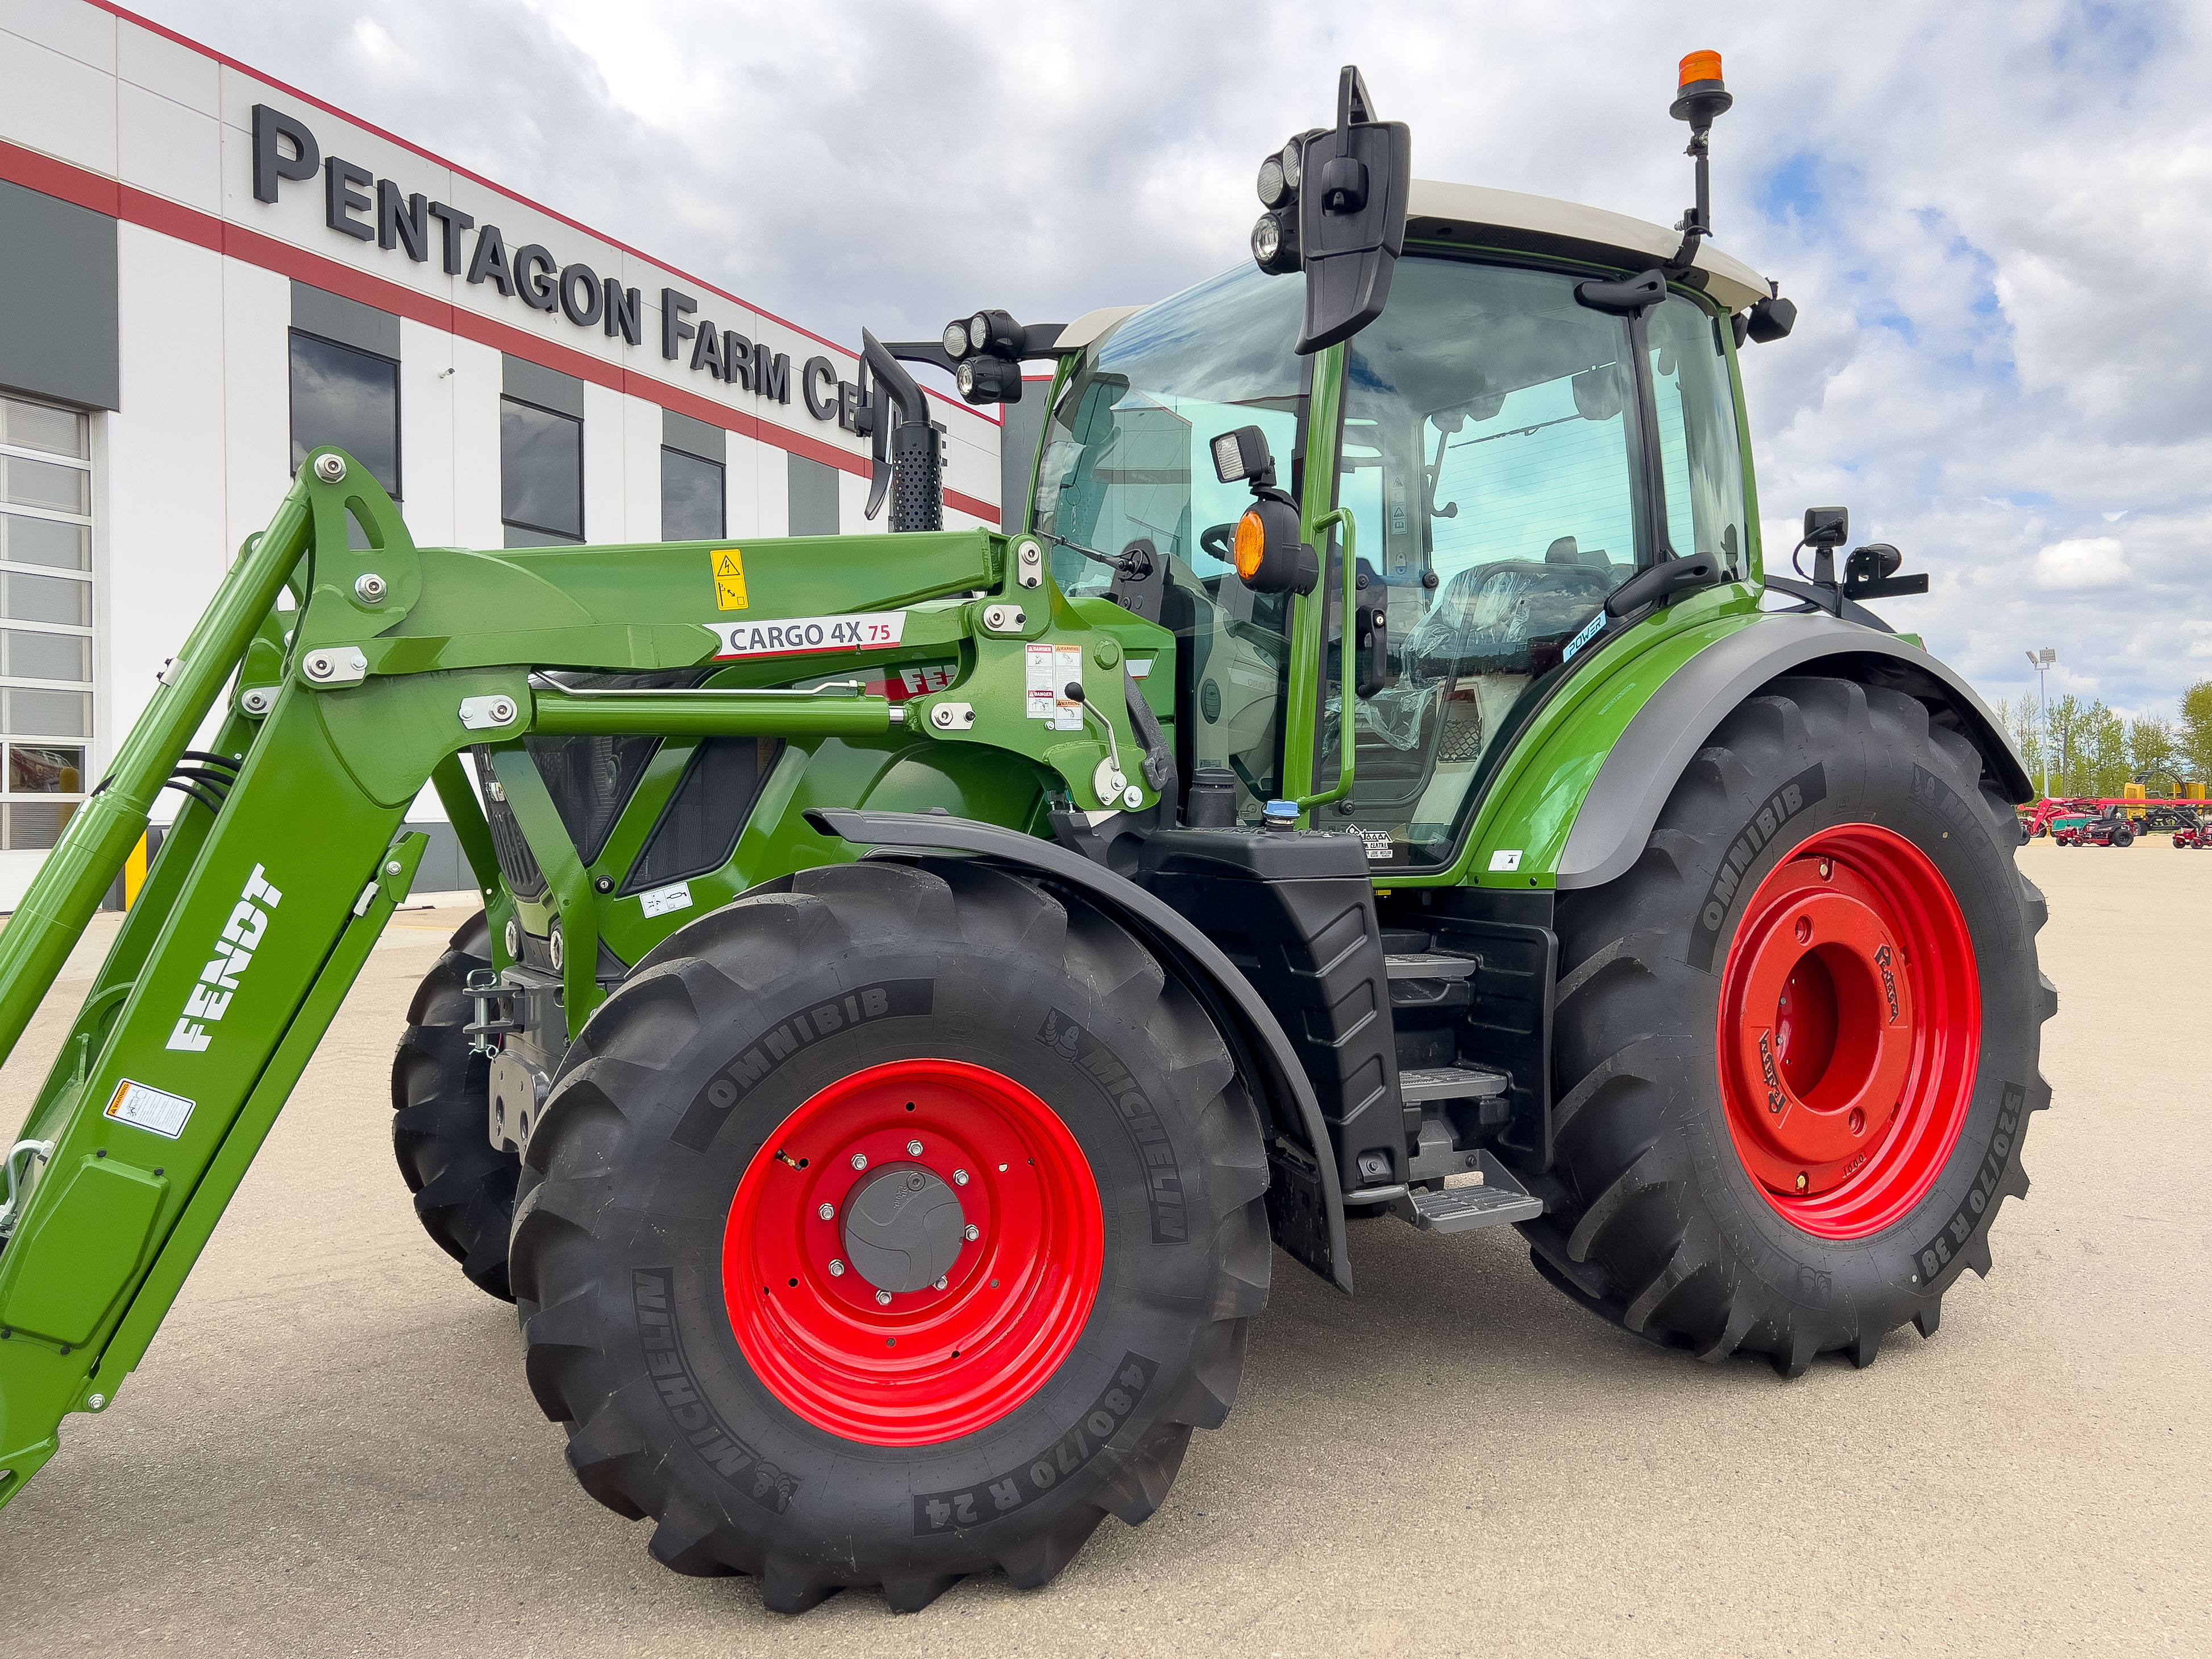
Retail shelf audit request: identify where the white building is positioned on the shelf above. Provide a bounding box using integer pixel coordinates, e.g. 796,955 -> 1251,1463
0,0 -> 1005,905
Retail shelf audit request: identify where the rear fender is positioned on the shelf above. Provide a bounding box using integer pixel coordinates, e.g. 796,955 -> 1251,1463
1557,612 -> 2033,892
807,808 -> 1355,1292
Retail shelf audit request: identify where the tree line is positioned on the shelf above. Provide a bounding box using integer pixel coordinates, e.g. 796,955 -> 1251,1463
1996,679 -> 2212,799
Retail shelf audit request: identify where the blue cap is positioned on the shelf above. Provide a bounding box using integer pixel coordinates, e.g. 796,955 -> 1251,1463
1262,799 -> 1299,824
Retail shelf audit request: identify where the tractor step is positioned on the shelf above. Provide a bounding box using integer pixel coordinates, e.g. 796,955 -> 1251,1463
1399,1064 -> 1508,1101
1383,951 -> 1477,980
1393,1153 -> 1544,1233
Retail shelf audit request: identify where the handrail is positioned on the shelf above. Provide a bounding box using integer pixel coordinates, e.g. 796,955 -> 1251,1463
1296,505 -> 1359,812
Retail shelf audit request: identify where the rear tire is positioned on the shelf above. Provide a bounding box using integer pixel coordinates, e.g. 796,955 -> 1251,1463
1525,676 -> 2053,1375
509,859 -> 1269,1611
392,912 -> 519,1301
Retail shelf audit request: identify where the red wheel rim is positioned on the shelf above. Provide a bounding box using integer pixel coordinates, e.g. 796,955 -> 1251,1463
1715,823 -> 1981,1238
722,1059 -> 1104,1445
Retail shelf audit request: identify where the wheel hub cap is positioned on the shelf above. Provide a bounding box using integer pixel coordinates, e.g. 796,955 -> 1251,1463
841,1164 -> 966,1292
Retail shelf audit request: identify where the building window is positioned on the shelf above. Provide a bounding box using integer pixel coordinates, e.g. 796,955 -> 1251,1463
788,452 -> 840,536
662,446 -> 725,540
289,331 -> 400,498
501,397 -> 584,546
0,392 -> 94,852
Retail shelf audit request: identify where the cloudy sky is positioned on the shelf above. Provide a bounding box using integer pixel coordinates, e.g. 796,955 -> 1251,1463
140,0 -> 2211,720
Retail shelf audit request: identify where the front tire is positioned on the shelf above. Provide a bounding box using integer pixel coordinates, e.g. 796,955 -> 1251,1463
509,859 -> 1269,1611
1525,676 -> 2053,1375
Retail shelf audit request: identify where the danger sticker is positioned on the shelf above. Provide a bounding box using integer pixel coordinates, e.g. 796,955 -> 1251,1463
710,548 -> 750,611
104,1078 -> 195,1140
1025,642 -> 1085,730
709,612 -> 906,658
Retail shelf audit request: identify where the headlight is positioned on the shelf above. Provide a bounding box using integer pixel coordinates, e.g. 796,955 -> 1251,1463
942,321 -> 970,359
955,360 -> 976,396
968,313 -> 991,352
1257,155 -> 1287,207
1252,214 -> 1282,263
1280,140 -> 1302,192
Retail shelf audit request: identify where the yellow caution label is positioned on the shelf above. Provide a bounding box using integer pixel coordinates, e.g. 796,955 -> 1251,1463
710,547 -> 750,610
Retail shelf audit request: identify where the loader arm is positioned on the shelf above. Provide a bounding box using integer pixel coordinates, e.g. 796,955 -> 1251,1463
0,450 -> 1167,1508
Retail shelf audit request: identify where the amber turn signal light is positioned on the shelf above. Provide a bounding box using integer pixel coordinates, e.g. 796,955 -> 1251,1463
1234,510 -> 1268,581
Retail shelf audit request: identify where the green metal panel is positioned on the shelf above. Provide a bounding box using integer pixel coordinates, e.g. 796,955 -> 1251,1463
1411,584 -> 1766,888
0,1156 -> 166,1346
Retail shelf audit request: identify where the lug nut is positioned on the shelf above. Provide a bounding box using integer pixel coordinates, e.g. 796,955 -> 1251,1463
88,1394 -> 105,1411
850,1153 -> 867,1170
1795,1171 -> 1810,1192
1794,916 -> 1812,944
953,1169 -> 969,1186
817,1203 -> 835,1221
906,1139 -> 924,1156
875,1290 -> 892,1307
933,1276 -> 948,1291
1818,859 -> 1833,880
828,1259 -> 846,1277
964,1224 -> 980,1242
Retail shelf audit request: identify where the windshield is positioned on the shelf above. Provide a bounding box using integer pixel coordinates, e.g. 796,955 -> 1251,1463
1034,265 -> 1307,814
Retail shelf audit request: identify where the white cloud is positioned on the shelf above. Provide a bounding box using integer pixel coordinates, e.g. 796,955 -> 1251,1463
2034,536 -> 2130,589
128,0 -> 2212,717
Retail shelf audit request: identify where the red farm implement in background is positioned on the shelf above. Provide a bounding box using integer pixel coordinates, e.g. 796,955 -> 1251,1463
2020,796 -> 2206,840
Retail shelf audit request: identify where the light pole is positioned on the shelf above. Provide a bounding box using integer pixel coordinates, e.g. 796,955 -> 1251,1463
2024,647 -> 2056,798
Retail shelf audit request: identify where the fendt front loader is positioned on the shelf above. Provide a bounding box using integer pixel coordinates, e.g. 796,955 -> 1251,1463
0,57 -> 2049,1612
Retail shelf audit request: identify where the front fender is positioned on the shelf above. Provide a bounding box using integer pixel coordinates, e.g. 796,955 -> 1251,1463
806,807 -> 1356,1292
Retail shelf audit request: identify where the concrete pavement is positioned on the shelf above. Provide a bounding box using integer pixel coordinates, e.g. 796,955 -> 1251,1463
0,839 -> 2203,1655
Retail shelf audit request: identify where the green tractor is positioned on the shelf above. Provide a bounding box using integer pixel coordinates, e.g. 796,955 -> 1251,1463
0,56 -> 2049,1612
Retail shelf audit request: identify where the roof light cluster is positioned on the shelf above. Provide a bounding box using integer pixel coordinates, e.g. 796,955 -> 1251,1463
1250,131 -> 1318,276
941,309 -> 1026,403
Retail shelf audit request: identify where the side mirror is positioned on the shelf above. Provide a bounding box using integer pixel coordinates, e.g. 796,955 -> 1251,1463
1248,67 -> 1411,357
1212,425 -> 1316,594
1803,506 -> 1849,548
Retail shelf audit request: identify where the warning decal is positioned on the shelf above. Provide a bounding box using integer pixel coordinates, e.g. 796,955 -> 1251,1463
710,548 -> 750,611
105,1078 -> 196,1140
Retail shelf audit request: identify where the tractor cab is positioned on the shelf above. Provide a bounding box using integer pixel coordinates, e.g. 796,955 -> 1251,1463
1032,180 -> 1777,867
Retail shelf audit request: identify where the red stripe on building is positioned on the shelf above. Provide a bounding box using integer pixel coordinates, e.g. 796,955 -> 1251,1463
0,140 -> 998,524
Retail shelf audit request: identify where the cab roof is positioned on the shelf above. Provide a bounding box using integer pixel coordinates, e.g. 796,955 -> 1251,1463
1407,179 -> 1772,314
1053,181 -> 1777,354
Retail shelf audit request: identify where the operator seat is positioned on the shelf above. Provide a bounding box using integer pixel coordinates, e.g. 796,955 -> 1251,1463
1544,535 -> 1612,568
